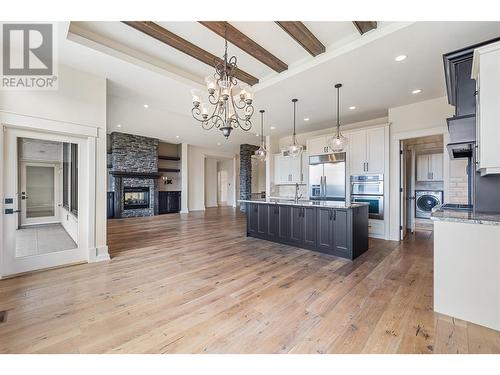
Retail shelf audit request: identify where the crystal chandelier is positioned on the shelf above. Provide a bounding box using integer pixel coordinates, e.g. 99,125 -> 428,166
190,24 -> 254,139
254,110 -> 267,160
328,83 -> 348,152
286,98 -> 303,158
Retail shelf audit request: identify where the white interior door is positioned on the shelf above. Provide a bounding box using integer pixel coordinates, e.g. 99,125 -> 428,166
20,162 -> 58,226
2,128 -> 88,277
410,150 -> 416,233
400,143 -> 407,240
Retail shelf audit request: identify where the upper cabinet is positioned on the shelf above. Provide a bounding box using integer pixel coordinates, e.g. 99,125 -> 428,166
274,152 -> 308,185
347,126 -> 385,175
472,41 -> 500,175
417,153 -> 443,181
307,136 -> 331,155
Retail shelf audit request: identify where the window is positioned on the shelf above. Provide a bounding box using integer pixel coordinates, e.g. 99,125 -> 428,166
62,142 -> 78,217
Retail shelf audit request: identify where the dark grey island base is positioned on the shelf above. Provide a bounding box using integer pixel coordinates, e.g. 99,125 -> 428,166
240,200 -> 369,260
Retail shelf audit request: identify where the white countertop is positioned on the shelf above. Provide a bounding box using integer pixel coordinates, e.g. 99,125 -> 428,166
238,199 -> 368,209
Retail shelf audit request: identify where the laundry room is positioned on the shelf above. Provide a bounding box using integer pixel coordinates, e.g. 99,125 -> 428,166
401,134 -> 468,233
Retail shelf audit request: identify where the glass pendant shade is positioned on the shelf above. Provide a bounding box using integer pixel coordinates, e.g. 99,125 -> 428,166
328,133 -> 348,153
287,143 -> 304,158
254,109 -> 267,160
329,83 -> 348,153
287,98 -> 303,158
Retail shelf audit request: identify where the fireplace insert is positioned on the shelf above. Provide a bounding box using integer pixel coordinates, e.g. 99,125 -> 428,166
123,187 -> 150,210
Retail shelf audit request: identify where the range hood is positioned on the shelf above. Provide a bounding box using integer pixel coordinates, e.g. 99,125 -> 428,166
446,114 -> 475,159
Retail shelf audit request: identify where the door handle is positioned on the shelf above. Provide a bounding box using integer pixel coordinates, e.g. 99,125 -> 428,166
366,162 -> 368,172
329,210 -> 332,220
5,209 -> 21,214
333,210 -> 337,220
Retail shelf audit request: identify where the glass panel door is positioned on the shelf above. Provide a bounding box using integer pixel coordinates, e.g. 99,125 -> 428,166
26,165 -> 55,218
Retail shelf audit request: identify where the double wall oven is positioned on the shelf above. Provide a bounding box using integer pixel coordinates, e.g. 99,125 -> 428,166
350,174 -> 384,220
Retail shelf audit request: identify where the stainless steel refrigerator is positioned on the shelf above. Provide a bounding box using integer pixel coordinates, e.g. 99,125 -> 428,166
309,153 -> 346,201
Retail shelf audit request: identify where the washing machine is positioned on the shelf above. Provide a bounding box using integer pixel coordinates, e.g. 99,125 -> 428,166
415,190 -> 443,219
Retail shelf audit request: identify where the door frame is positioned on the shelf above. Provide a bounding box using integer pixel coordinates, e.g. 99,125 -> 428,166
390,126 -> 450,241
0,112 -> 98,278
20,161 -> 59,226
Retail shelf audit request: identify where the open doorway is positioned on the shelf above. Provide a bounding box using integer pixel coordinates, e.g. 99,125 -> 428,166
204,157 -> 236,208
400,135 -> 445,238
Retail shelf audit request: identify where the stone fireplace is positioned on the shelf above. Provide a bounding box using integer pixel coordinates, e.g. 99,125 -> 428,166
110,132 -> 160,218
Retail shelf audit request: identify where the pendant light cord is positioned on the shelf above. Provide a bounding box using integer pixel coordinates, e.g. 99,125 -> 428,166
260,110 -> 264,146
292,99 -> 298,145
335,83 -> 342,137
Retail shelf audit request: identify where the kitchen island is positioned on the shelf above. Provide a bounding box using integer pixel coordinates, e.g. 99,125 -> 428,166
239,199 -> 369,260
431,207 -> 500,331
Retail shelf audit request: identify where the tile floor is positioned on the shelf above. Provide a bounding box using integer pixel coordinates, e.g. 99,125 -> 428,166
15,224 -> 77,257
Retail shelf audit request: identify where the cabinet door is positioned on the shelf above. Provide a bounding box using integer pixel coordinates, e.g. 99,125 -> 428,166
348,130 -> 366,175
456,59 -> 476,117
303,207 -> 317,247
167,192 -> 180,213
274,154 -> 282,184
366,127 -> 385,174
268,205 -> 279,239
317,208 -> 334,253
248,203 -> 259,235
158,191 -> 168,214
333,210 -> 350,258
278,205 -> 291,241
416,154 -> 430,181
430,153 -> 443,180
257,204 -> 268,236
280,156 -> 293,184
301,152 -> 309,183
290,207 -> 303,244
307,137 -> 328,155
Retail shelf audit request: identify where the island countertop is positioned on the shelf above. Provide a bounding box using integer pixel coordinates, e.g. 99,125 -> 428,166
431,207 -> 500,226
238,199 -> 368,210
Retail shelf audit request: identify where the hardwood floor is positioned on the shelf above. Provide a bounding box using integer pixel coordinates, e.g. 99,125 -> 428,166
0,207 -> 499,353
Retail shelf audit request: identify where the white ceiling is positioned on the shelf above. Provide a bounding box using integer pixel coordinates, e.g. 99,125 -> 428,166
58,21 -> 500,153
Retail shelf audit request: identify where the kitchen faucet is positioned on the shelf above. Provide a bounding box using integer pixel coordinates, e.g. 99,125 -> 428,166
294,183 -> 303,204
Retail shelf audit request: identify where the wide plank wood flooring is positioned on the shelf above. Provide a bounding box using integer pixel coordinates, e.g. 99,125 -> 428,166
0,207 -> 499,353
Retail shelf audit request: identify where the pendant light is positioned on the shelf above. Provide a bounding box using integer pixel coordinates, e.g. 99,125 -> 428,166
286,98 -> 303,158
328,83 -> 348,152
254,110 -> 267,160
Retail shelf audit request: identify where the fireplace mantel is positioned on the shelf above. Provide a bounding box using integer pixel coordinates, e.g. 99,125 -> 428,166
111,171 -> 161,179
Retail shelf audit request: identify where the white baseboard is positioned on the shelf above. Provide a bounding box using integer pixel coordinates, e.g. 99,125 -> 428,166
180,209 -> 189,214
90,245 -> 110,262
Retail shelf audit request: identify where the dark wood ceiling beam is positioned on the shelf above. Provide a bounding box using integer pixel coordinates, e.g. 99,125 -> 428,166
199,21 -> 288,73
275,21 -> 325,57
122,21 -> 259,86
353,21 -> 378,35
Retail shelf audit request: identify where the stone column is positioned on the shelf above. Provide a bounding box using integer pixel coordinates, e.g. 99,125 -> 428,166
239,144 -> 259,213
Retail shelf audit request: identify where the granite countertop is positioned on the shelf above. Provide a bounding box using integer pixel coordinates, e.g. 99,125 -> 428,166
431,207 -> 500,226
238,199 -> 369,209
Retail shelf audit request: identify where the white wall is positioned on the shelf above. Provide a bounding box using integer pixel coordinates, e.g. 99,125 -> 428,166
388,97 -> 454,240
204,158 -> 218,208
188,145 -> 236,211
0,64 -> 108,259
218,159 -> 236,206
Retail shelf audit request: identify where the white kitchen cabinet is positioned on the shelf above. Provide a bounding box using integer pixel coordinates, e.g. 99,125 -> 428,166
366,127 -> 385,174
306,136 -> 330,155
273,153 -> 305,184
347,126 -> 385,175
348,130 -> 366,175
416,153 -> 443,181
472,41 -> 500,175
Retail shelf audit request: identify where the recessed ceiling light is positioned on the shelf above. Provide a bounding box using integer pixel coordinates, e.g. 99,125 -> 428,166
175,135 -> 180,138
143,104 -> 149,108
349,106 -> 356,110
304,118 -> 310,121
412,89 -> 422,94
116,124 -> 122,128
395,55 -> 407,62
217,142 -> 221,146
256,134 -> 260,137
270,126 -> 276,130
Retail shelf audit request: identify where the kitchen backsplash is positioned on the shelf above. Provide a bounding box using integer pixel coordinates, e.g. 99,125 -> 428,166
273,184 -> 308,198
